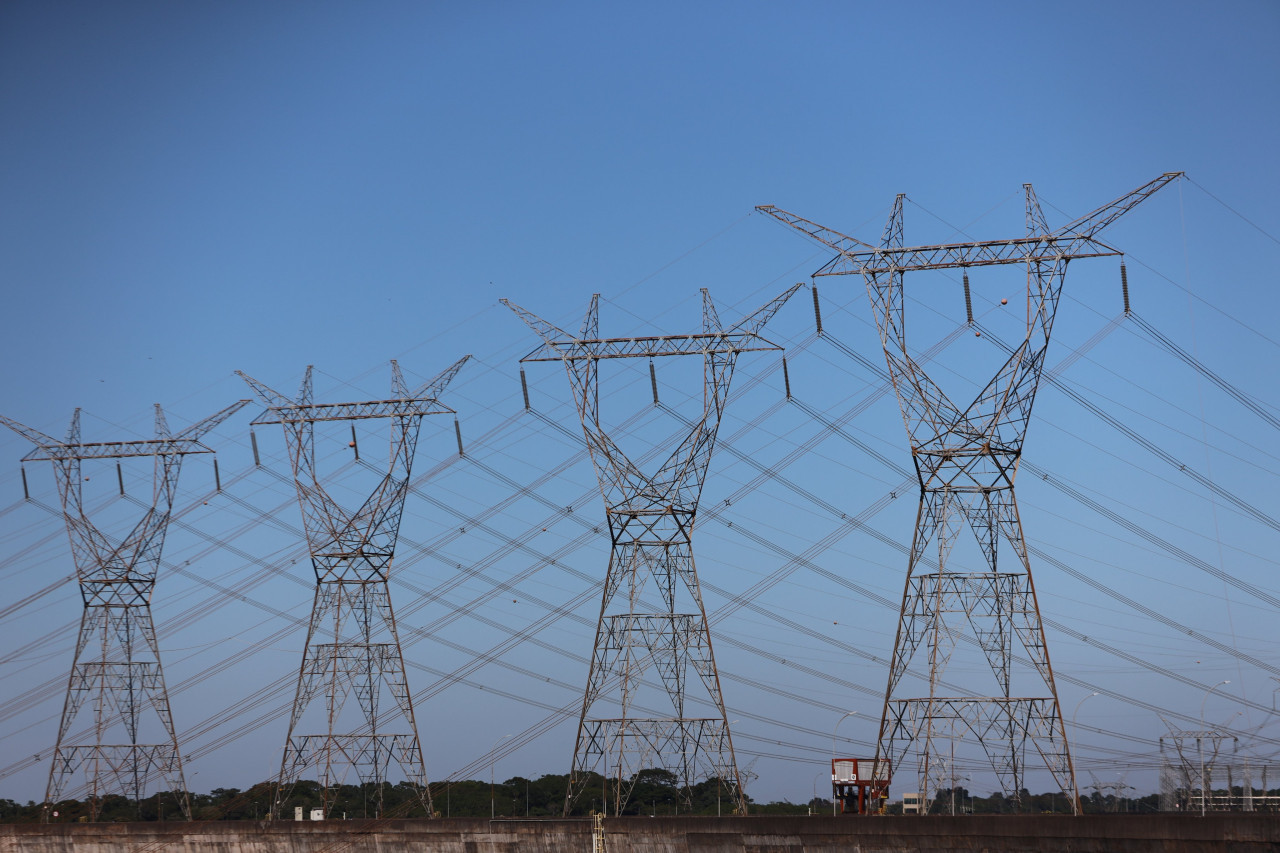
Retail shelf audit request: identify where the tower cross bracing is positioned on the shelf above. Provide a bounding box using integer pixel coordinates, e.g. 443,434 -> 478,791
758,172 -> 1181,812
505,284 -> 801,816
0,400 -> 247,820
238,356 -> 468,819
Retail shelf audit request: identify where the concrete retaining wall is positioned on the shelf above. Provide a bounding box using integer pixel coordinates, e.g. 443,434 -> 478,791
1,814 -> 1276,853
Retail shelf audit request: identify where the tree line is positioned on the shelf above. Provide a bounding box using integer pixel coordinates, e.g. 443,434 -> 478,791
0,770 -> 809,823
9,774 -> 1272,822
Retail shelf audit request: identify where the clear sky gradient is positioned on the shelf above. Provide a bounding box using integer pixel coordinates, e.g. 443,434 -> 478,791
1,1 -> 1277,806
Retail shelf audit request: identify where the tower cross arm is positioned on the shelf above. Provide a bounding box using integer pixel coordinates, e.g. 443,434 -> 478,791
3,399 -> 249,461
753,205 -> 1107,275
821,234 -> 1121,275
249,397 -> 456,425
508,283 -> 803,362
500,298 -> 576,346
517,331 -> 786,363
757,172 -> 1183,276
0,413 -> 60,453
173,399 -> 251,441
1055,171 -> 1184,240
410,354 -> 471,401
22,438 -> 218,461
754,206 -> 877,254
1165,729 -> 1237,740
236,369 -> 294,409
726,281 -> 805,337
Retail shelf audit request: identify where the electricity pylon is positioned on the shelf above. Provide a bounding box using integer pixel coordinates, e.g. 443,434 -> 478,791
0,400 -> 247,821
238,357 -> 469,819
1160,726 -> 1238,813
758,172 -> 1181,812
504,284 -> 801,816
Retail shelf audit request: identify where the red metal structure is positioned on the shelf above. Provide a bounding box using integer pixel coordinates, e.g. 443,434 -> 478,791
832,757 -> 890,815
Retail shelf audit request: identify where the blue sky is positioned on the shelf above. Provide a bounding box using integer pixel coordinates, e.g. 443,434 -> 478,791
1,1 -> 1277,806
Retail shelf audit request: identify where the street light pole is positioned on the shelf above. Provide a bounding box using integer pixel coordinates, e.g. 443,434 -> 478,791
1200,681 -> 1229,816
491,734 -> 513,819
1071,692 -> 1099,814
950,734 -> 956,816
949,703 -> 972,816
832,711 -> 858,816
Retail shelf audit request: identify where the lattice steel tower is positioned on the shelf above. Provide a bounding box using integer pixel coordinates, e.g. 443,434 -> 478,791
759,173 -> 1181,811
238,358 -> 468,818
1159,723 -> 1238,813
0,401 -> 246,820
504,285 -> 800,815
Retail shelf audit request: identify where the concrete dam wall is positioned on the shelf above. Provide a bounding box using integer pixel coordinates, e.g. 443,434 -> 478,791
2,814 -> 1276,853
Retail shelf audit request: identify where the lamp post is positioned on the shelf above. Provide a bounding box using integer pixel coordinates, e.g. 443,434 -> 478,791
491,733 -> 513,819
950,733 -> 956,816
832,711 -> 858,816
1200,680 -> 1229,816
949,703 -> 972,816
1071,692 -> 1099,813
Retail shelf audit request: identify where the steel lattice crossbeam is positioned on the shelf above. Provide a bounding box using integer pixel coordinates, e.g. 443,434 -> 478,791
248,397 -> 455,425
21,437 -> 218,460
239,357 -> 468,820
759,173 -> 1180,814
506,286 -> 800,817
518,331 -> 787,362
0,400 -> 246,821
757,172 -> 1181,277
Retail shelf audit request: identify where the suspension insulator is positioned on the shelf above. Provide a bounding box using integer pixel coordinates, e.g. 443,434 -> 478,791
117,462 -> 125,496
20,465 -> 29,500
250,429 -> 261,467
1120,261 -> 1130,315
811,284 -> 823,336
454,417 -> 465,457
214,457 -> 222,492
782,356 -> 792,400
349,424 -> 360,460
963,271 -> 974,324
520,368 -> 531,411
650,360 -> 659,406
